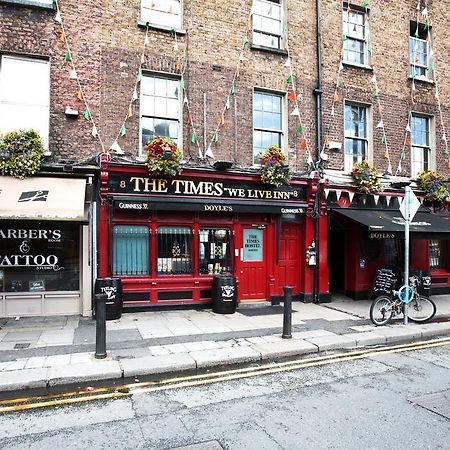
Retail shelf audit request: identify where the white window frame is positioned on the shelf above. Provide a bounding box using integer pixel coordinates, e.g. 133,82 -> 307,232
139,73 -> 182,155
0,54 -> 50,149
409,25 -> 432,81
252,88 -> 287,166
252,0 -> 285,50
410,113 -> 434,176
344,102 -> 372,173
140,0 -> 182,30
342,5 -> 369,67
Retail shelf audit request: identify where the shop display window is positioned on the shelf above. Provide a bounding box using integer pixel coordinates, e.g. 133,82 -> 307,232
199,228 -> 232,274
113,225 -> 149,276
157,226 -> 191,274
0,222 -> 80,292
429,240 -> 447,270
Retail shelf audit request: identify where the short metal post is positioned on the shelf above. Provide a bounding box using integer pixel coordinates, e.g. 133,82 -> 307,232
95,293 -> 107,359
282,286 -> 292,339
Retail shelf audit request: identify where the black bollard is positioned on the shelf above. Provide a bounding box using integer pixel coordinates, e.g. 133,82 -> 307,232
95,292 -> 108,359
282,286 -> 293,339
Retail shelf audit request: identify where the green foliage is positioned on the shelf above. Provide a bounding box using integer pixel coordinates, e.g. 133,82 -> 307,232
144,136 -> 182,177
0,129 -> 44,179
260,145 -> 291,187
417,170 -> 450,204
351,160 -> 383,194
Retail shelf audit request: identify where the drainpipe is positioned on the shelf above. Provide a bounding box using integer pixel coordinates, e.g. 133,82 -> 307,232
312,0 -> 323,303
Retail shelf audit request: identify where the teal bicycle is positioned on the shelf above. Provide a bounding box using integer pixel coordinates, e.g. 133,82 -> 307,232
370,278 -> 436,326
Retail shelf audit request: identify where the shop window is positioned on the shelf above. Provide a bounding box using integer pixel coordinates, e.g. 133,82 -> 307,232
411,114 -> 433,176
141,0 -> 182,29
344,102 -> 369,173
140,74 -> 180,152
409,22 -> 432,80
253,90 -> 284,165
199,228 -> 232,274
0,55 -> 50,149
0,223 -> 80,293
384,238 -> 403,268
157,226 -> 191,274
429,240 -> 446,270
252,0 -> 285,50
113,226 -> 149,276
342,3 -> 369,66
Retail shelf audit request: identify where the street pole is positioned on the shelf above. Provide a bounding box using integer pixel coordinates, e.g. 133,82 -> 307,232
404,186 -> 410,325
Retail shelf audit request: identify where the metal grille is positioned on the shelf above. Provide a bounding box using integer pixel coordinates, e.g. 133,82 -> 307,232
113,225 -> 149,276
157,226 -> 192,274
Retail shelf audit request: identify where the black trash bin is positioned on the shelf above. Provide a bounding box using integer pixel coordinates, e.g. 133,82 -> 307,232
94,277 -> 123,320
212,274 -> 237,314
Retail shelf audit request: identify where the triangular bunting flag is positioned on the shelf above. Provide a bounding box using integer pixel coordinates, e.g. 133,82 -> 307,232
219,115 -> 225,126
184,95 -> 189,105
136,69 -> 142,82
404,135 -> 411,146
444,147 -> 449,156
225,97 -> 230,110
230,83 -> 236,95
339,62 -> 344,72
179,78 -> 185,90
198,146 -> 203,159
55,11 -> 62,24
132,87 -> 138,102
380,135 -> 386,144
144,33 -> 149,46
373,195 -> 379,205
331,104 -> 335,117
190,133 -> 197,144
64,51 -> 72,62
212,130 -> 219,143
370,74 -> 376,84
175,60 -> 182,71
187,114 -> 192,125
290,106 -> 300,116
348,192 -> 355,203
386,195 -> 392,206
416,1 -> 421,11
140,53 -> 145,65
59,31 -> 66,43
205,145 -> 214,159
405,123 -> 411,132
387,163 -> 392,174
284,58 -> 291,67
127,105 -> 133,118
299,139 -> 308,150
376,120 -> 384,129
239,52 -> 244,62
92,125 -> 98,138
69,69 -> 77,80
324,189 -> 330,199
84,108 -> 91,121
295,124 -> 303,134
307,152 -> 313,165
174,41 -> 179,52
287,74 -> 293,84
335,190 -> 342,201
76,89 -> 83,101
119,125 -> 126,137
384,149 -> 389,159
288,91 -> 296,101
243,36 -> 249,48
110,140 -> 124,154
334,91 -> 340,102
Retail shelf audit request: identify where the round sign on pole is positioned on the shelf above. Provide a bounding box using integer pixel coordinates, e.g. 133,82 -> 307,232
398,285 -> 414,304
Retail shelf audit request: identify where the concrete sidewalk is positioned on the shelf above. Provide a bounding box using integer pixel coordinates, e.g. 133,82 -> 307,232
0,296 -> 449,392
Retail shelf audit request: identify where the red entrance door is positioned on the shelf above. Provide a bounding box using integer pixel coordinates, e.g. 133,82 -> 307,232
275,222 -> 301,294
237,225 -> 268,301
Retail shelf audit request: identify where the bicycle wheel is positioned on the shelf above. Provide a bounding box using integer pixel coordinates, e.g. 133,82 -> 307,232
407,295 -> 436,323
370,296 -> 394,326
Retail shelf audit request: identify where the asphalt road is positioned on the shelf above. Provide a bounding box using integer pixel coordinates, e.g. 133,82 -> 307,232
0,341 -> 449,450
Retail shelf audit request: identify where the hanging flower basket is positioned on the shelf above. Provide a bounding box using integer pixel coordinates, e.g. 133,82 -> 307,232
351,160 -> 383,194
417,170 -> 450,205
144,136 -> 182,177
0,129 -> 44,179
260,145 -> 291,187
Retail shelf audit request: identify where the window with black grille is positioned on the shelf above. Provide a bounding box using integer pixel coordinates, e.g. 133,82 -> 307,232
199,228 -> 232,274
157,226 -> 192,274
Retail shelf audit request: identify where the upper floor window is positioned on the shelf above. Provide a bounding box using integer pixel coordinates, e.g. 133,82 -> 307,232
409,22 -> 432,80
140,74 -> 180,152
342,4 -> 369,66
411,114 -> 432,176
344,102 -> 369,173
141,0 -> 182,29
252,0 -> 284,50
253,90 -> 284,165
0,55 -> 50,149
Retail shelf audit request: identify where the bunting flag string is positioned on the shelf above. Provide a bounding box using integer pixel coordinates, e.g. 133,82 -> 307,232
54,0 -> 106,154
204,9 -> 254,160
284,45 -> 312,168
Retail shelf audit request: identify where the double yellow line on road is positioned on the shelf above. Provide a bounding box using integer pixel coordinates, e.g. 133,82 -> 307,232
1,336 -> 449,414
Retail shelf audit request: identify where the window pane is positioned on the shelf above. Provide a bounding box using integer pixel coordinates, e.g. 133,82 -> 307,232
429,240 -> 445,269
141,0 -> 181,28
199,228 -> 232,274
141,94 -> 155,116
113,226 -> 149,276
157,226 -> 191,275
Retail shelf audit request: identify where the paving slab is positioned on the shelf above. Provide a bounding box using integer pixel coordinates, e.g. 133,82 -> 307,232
189,346 -> 261,368
120,353 -> 196,377
0,367 -> 48,391
418,321 -> 450,338
249,338 -> 318,360
304,334 -> 357,351
375,326 -> 422,343
47,360 -> 122,386
342,331 -> 387,347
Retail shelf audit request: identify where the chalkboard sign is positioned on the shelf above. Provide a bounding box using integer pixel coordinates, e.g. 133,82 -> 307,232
370,266 -> 399,298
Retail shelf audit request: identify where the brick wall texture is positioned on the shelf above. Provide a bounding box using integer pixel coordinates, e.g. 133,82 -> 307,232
1,0 -> 449,177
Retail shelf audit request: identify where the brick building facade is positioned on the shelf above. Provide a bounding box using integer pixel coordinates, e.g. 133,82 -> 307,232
1,0 -> 449,315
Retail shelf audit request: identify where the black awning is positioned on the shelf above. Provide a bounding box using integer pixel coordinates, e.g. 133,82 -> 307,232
332,209 -> 450,239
